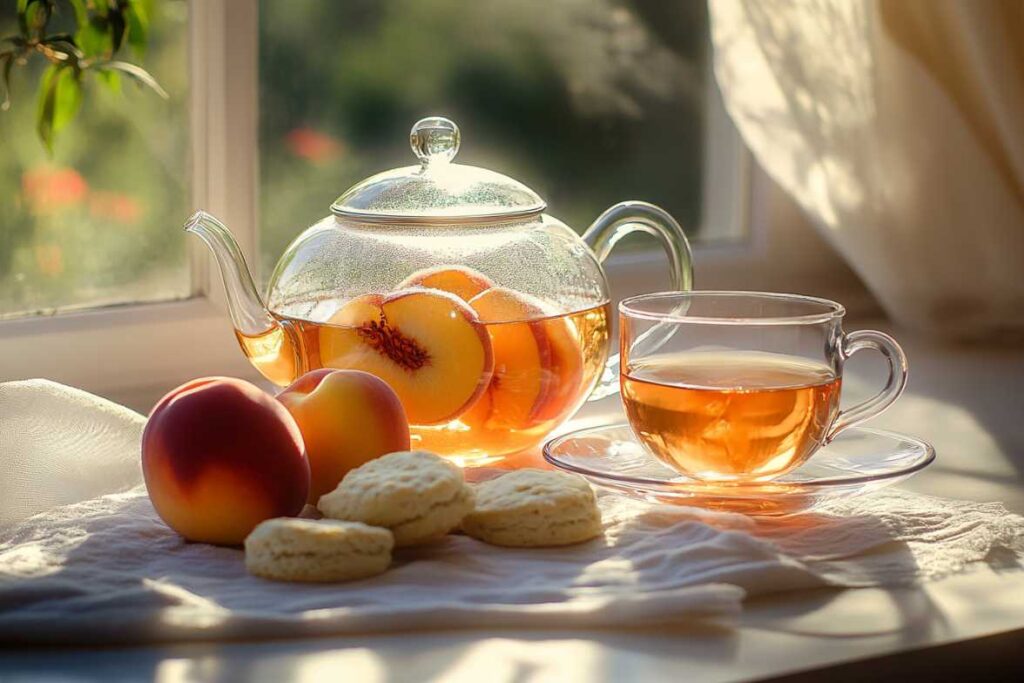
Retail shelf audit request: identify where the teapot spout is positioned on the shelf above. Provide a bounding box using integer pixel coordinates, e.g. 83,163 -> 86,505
184,211 -> 277,337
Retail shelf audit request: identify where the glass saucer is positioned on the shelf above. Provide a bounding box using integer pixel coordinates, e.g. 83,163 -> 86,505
543,424 -> 935,516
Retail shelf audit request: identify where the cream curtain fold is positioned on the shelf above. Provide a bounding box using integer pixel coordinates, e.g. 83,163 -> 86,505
709,0 -> 1024,340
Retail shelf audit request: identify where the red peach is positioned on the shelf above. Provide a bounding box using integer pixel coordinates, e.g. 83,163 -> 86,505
142,377 -> 310,546
277,369 -> 411,503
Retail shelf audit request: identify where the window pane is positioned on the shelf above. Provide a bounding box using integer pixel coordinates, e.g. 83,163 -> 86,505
259,0 -> 715,281
0,1 -> 189,319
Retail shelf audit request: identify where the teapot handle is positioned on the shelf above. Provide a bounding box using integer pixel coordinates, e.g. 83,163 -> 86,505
582,201 -> 694,401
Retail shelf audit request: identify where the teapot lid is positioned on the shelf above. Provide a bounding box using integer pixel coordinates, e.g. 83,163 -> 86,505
331,117 -> 546,224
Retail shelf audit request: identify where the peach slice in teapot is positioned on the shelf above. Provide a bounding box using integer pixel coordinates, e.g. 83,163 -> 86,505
532,306 -> 584,423
397,265 -> 493,302
463,287 -> 552,429
319,289 -> 493,425
462,287 -> 583,429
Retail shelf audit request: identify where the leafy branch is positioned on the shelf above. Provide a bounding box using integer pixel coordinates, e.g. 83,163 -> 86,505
1,0 -> 165,152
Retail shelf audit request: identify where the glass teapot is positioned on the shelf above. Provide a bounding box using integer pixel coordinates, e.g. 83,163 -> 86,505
187,117 -> 692,465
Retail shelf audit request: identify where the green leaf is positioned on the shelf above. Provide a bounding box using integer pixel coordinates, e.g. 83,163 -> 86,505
109,5 -> 126,53
95,60 -> 167,99
17,0 -> 29,36
35,64 -> 82,153
1,54 -> 14,111
35,63 -> 59,152
77,17 -> 112,58
124,0 -> 148,57
96,67 -> 121,94
52,67 -> 82,132
68,0 -> 88,27
25,0 -> 53,35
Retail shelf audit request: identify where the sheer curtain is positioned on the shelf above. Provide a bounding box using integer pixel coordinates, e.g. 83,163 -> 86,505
709,0 -> 1024,340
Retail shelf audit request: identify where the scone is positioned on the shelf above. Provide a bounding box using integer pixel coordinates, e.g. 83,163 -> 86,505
318,450 -> 473,546
462,469 -> 602,547
245,517 -> 393,582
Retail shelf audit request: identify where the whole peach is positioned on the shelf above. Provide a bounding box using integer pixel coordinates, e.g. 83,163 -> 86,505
277,369 -> 411,503
142,377 -> 309,545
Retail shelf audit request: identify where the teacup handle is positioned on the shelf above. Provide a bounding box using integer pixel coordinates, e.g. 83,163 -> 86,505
827,330 -> 909,442
582,201 -> 693,401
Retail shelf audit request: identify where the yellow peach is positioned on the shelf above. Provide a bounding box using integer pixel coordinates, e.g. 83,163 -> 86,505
278,369 -> 411,502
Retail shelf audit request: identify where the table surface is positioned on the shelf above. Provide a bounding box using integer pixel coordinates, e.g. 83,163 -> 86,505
2,323 -> 1023,682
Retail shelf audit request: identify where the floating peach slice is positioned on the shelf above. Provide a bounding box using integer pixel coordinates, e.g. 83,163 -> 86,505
465,287 -> 553,430
326,293 -> 385,326
531,310 -> 584,422
319,289 -> 493,425
398,266 -> 493,302
457,382 -> 493,427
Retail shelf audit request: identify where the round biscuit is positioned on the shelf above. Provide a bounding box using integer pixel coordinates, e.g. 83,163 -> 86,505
462,469 -> 603,547
317,450 -> 473,546
244,517 -> 393,582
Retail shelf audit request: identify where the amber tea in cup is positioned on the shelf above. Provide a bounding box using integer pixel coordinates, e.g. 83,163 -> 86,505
619,292 -> 907,483
622,351 -> 841,480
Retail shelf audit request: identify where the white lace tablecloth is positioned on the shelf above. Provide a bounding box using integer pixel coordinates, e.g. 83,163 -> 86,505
1,380 -> 1022,646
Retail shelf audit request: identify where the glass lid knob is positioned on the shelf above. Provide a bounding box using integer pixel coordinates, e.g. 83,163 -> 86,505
331,115 -> 545,222
410,117 -> 460,166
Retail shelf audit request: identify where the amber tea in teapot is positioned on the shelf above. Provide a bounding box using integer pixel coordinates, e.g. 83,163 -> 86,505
239,276 -> 610,463
188,117 -> 693,465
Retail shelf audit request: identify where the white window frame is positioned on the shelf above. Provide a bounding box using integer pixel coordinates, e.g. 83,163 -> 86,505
0,0 -> 866,409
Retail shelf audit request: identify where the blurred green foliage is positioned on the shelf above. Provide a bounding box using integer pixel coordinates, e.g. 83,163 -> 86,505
259,0 -> 709,279
0,0 -> 187,317
2,0 -> 166,152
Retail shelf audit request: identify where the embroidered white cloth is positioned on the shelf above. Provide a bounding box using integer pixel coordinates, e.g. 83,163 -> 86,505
1,380 -> 1022,645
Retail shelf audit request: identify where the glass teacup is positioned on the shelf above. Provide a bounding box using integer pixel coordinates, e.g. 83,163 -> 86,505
619,291 -> 908,483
